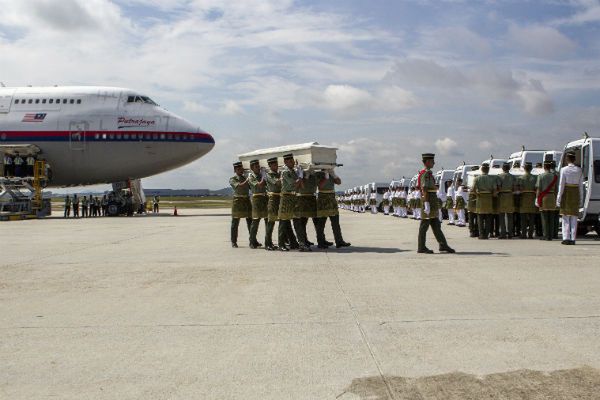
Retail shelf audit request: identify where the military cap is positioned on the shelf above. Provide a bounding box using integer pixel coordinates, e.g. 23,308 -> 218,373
525,162 -> 533,167
421,153 -> 435,161
267,157 -> 278,164
565,152 -> 576,158
543,160 -> 553,167
249,159 -> 260,166
233,161 -> 243,168
481,162 -> 490,168
283,153 -> 294,160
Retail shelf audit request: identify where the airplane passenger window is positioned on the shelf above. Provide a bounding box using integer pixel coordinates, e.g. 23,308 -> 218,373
42,99 -> 46,104
35,99 -> 40,104
62,99 -> 67,104
49,99 -> 53,104
70,99 -> 74,104
56,99 -> 60,103
14,99 -> 19,104
77,99 -> 81,104
28,99 -> 33,104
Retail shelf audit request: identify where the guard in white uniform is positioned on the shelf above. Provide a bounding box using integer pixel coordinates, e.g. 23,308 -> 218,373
455,182 -> 468,227
556,152 -> 584,245
413,188 -> 422,220
369,190 -> 378,214
446,184 -> 456,225
437,185 -> 447,223
383,189 -> 391,215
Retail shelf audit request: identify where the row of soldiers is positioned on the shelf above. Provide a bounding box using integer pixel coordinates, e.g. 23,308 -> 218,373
229,153 -> 351,251
64,194 -> 109,218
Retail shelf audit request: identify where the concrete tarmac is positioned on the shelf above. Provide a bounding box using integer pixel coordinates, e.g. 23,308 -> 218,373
1,209 -> 600,399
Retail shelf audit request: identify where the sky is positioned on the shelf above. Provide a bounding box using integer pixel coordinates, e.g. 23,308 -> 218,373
1,0 -> 600,191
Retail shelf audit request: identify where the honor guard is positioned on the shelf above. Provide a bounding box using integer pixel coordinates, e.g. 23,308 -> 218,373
3,153 -> 13,177
72,194 -> 80,218
445,182 -> 456,225
454,179 -> 468,227
557,152 -> 583,245
64,195 -> 71,218
413,186 -> 422,220
26,155 -> 36,177
278,154 -> 302,251
369,188 -> 378,214
417,153 -> 455,254
497,163 -> 516,239
518,162 -> 538,239
81,195 -> 89,218
13,153 -> 24,178
436,184 -> 446,223
265,157 -> 284,251
398,187 -> 408,218
248,159 -> 268,249
382,188 -> 391,215
294,167 -> 318,251
229,161 -> 252,248
315,169 -> 351,249
467,169 -> 479,238
536,161 -> 559,241
473,163 -> 497,239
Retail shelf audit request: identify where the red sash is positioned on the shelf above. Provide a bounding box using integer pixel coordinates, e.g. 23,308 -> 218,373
537,175 -> 557,205
417,169 -> 428,192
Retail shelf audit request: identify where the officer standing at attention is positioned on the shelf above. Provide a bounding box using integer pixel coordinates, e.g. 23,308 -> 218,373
417,153 -> 455,254
536,160 -> 559,241
26,154 -> 36,177
248,159 -> 267,249
72,194 -> 80,218
467,170 -> 479,238
294,168 -> 318,251
3,153 -> 13,177
81,195 -> 89,218
279,154 -> 303,251
556,152 -> 583,245
497,163 -> 516,239
230,161 -> 252,248
518,162 -> 538,239
64,195 -> 71,218
315,169 -> 351,249
13,152 -> 24,177
473,163 -> 496,240
265,157 -> 284,251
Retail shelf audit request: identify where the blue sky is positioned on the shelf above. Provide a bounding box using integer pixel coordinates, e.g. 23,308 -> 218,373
1,0 -> 599,190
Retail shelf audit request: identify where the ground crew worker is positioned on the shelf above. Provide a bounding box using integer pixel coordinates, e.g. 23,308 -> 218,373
81,195 -> 89,218
26,155 -> 36,177
265,157 -> 283,251
473,163 -> 496,240
518,162 -> 538,239
248,159 -> 268,249
13,153 -> 24,177
64,195 -> 71,218
230,161 -> 252,248
557,152 -> 583,245
278,153 -> 302,251
3,153 -> 12,177
294,168 -> 318,251
315,169 -> 351,249
417,153 -> 455,254
72,194 -> 79,217
153,195 -> 160,213
454,179 -> 467,227
536,160 -> 559,241
496,163 -> 515,239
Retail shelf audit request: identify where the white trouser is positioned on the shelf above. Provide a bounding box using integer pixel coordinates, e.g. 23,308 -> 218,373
384,205 -> 389,215
371,205 -> 377,214
402,207 -> 407,217
438,210 -> 443,222
448,209 -> 456,223
562,216 -> 578,241
414,208 -> 421,219
457,209 -> 466,225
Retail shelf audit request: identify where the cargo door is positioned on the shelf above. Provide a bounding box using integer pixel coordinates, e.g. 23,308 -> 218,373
0,88 -> 16,113
69,121 -> 88,151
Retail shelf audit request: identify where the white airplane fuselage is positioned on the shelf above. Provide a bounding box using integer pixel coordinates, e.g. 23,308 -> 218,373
0,86 -> 215,186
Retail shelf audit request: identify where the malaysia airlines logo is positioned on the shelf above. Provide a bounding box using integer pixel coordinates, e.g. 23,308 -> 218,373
22,113 -> 47,123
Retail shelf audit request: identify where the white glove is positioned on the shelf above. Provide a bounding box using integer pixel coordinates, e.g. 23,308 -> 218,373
260,167 -> 267,180
296,166 -> 304,179
423,202 -> 430,215
556,201 -> 561,208
330,170 -> 337,179
324,171 -> 330,179
535,200 -> 540,208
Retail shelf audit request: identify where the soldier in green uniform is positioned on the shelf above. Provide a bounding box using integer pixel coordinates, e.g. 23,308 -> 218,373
265,157 -> 283,251
315,169 -> 351,249
417,153 -> 455,254
279,154 -> 303,251
497,163 -> 516,239
248,159 -> 267,249
473,163 -> 497,240
294,169 -> 318,251
518,162 -> 538,239
467,167 -> 479,238
536,160 -> 559,241
230,162 -> 252,248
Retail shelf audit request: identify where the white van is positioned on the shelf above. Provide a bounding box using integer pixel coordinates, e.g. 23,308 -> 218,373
453,163 -> 479,188
507,148 -> 546,176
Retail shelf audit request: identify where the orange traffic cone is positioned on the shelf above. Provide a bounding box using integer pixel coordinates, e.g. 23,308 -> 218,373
173,206 -> 178,216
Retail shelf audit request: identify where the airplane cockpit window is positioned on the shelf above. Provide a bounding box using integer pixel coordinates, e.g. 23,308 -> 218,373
127,95 -> 158,105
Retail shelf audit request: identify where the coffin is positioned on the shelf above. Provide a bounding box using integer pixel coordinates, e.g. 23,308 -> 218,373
238,142 -> 339,171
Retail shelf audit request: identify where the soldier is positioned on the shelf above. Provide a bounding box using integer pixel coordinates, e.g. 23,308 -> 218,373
26,154 -> 36,177
101,195 -> 108,216
294,168 -> 318,251
64,195 -> 71,218
436,183 -> 446,223
417,153 -> 455,254
13,152 -> 24,177
81,195 -> 89,218
446,181 -> 456,225
467,173 -> 479,238
247,160 -> 268,249
413,186 -> 422,220
454,179 -> 468,227
497,163 -> 516,239
473,163 -> 496,240
229,161 -> 252,248
536,161 -> 559,241
279,153 -> 303,251
369,188 -> 377,214
314,169 -> 351,249
72,194 -> 80,218
383,188 -> 391,215
557,152 -> 583,245
551,161 -> 561,239
265,157 -> 283,251
3,153 -> 12,177
518,162 -> 538,239
398,186 -> 408,218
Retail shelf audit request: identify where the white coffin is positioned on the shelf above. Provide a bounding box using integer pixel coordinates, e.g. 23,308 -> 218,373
238,142 -> 339,171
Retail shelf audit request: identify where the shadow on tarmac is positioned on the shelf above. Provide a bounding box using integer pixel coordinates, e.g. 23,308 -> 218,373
333,246 -> 408,254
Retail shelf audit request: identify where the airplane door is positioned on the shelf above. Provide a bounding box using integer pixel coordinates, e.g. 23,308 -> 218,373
69,121 -> 88,151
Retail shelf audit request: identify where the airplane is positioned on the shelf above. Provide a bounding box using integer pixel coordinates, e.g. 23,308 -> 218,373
0,86 -> 215,187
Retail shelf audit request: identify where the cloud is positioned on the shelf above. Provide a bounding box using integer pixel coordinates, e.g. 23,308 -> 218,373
219,100 -> 245,115
479,140 -> 493,150
553,0 -> 600,26
183,100 -> 210,113
419,26 -> 492,57
435,137 -> 460,156
507,25 -> 577,59
323,85 -> 373,111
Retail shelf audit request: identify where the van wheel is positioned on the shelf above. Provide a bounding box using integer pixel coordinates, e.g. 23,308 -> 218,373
107,203 -> 120,217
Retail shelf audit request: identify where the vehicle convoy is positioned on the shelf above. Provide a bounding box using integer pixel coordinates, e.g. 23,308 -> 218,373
560,134 -> 600,235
